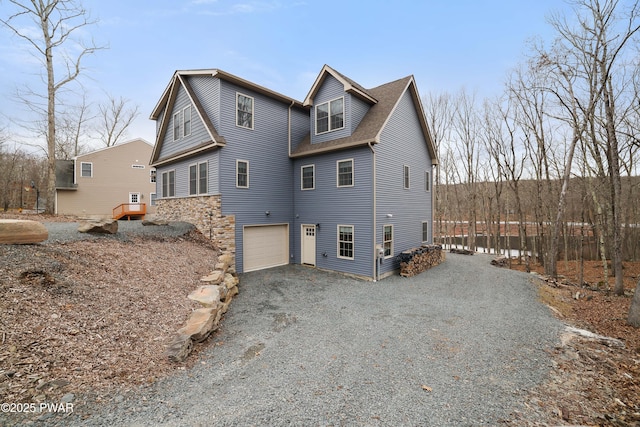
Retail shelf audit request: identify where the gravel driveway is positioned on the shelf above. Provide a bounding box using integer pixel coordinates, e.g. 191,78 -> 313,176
62,250 -> 563,426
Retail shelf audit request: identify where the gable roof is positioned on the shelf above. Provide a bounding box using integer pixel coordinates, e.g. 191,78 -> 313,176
292,74 -> 438,165
303,64 -> 378,106
150,69 -> 306,166
75,138 -> 153,159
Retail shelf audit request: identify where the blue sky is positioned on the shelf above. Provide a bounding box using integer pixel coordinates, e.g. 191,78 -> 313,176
0,0 -> 574,148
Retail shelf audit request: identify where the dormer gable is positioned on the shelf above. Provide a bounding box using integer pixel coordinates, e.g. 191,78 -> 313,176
303,64 -> 378,107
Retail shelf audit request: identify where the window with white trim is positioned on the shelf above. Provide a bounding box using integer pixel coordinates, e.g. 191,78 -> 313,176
161,170 -> 175,197
236,160 -> 249,188
236,93 -> 254,129
301,165 -> 314,190
383,225 -> 393,258
403,165 -> 410,189
150,192 -> 157,206
173,111 -> 181,140
183,105 -> 191,137
316,97 -> 344,134
150,168 -> 156,183
189,162 -> 208,195
80,162 -> 92,178
338,225 -> 354,259
422,221 -> 429,243
337,159 -> 353,187
425,170 -> 431,192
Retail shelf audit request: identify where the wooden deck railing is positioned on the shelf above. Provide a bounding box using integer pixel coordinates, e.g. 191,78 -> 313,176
112,203 -> 147,220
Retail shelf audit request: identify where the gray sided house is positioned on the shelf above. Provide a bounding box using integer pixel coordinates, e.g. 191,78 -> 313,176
150,65 -> 438,280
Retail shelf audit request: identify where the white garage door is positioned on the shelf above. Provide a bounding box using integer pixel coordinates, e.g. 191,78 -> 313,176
243,224 -> 289,272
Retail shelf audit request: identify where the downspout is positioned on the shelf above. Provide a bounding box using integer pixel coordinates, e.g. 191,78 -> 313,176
288,101 -> 295,263
368,141 -> 377,281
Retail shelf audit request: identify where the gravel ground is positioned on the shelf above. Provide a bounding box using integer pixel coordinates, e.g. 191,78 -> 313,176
42,220 -> 197,244
56,251 -> 564,426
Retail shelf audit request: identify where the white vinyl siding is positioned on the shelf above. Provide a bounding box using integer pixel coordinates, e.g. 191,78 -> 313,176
80,162 -> 93,178
337,159 -> 354,187
337,225 -> 354,259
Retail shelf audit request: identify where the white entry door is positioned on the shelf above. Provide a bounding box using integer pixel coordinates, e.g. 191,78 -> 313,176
301,224 -> 316,266
129,192 -> 141,210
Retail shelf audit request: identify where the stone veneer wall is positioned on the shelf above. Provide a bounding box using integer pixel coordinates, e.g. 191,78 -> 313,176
155,196 -> 236,255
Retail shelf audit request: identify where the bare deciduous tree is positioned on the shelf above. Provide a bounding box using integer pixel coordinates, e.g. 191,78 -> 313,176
96,95 -> 139,147
0,0 -> 105,213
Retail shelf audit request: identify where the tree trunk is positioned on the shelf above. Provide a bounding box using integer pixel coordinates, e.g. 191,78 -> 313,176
628,277 -> 640,327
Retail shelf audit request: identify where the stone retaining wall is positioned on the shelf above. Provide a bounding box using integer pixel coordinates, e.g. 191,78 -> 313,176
155,195 -> 235,254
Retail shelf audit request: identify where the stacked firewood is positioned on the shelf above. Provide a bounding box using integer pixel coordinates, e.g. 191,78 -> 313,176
399,244 -> 445,277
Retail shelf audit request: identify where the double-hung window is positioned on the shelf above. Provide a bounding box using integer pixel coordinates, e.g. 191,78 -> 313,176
425,170 -> 431,192
189,162 -> 208,195
150,168 -> 156,183
236,93 -> 254,129
403,165 -> 410,189
80,162 -> 93,178
173,111 -> 181,140
338,225 -> 354,259
236,160 -> 249,188
337,159 -> 353,187
422,221 -> 429,243
162,170 -> 175,197
183,105 -> 191,137
383,225 -> 393,258
301,165 -> 314,190
316,97 -> 344,134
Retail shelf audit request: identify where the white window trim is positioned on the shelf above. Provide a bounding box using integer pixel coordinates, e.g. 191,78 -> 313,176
80,162 -> 93,178
337,224 -> 355,260
150,168 -> 156,183
198,161 -> 207,195
425,170 -> 431,192
383,224 -> 393,259
301,164 -> 315,190
236,92 -> 254,130
161,169 -> 176,198
315,96 -> 345,135
422,221 -> 429,243
236,159 -> 249,188
403,165 -> 410,189
183,105 -> 192,137
336,158 -> 354,188
188,161 -> 208,195
150,192 -> 157,206
173,111 -> 181,141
